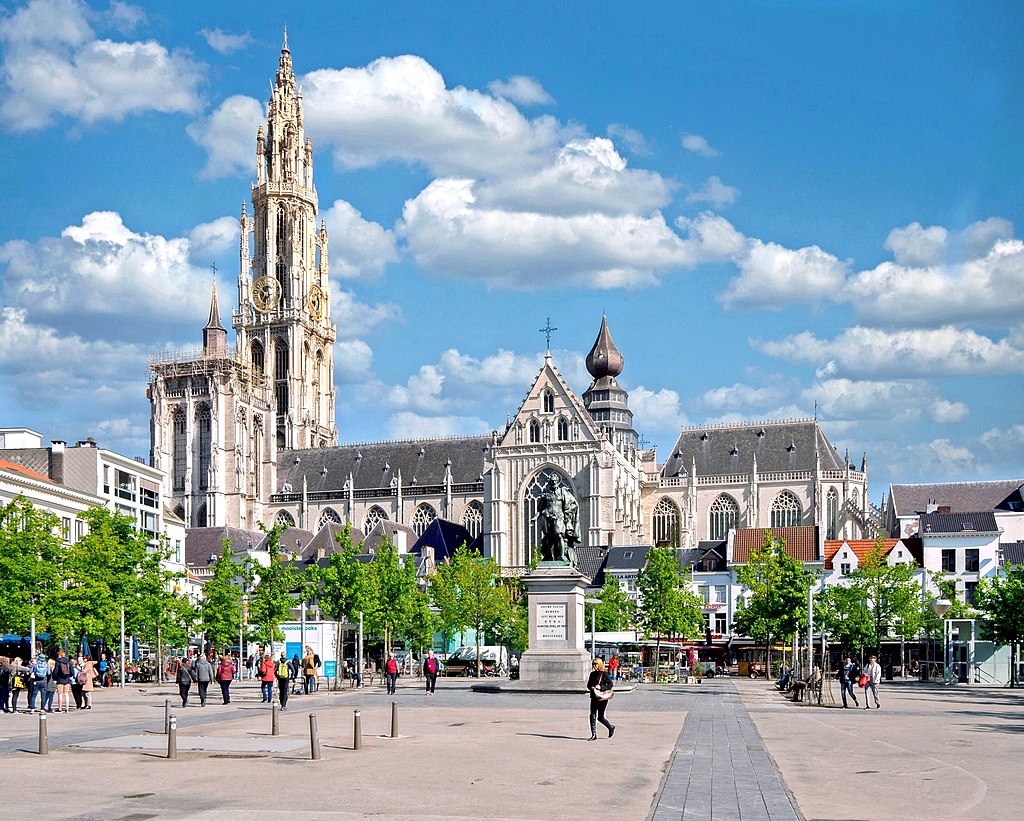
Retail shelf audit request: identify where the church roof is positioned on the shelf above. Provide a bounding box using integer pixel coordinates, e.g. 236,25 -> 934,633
890,480 -> 1024,517
585,314 -> 624,381
204,281 -> 225,331
661,420 -> 847,478
732,526 -> 820,564
276,436 -> 491,494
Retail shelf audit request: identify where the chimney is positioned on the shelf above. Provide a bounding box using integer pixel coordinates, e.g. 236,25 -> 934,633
392,528 -> 407,553
925,501 -> 938,514
50,441 -> 65,484
937,505 -> 951,515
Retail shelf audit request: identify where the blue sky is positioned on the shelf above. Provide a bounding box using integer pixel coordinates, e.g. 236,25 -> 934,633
1,0 -> 1022,503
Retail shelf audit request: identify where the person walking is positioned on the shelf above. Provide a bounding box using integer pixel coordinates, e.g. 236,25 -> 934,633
42,658 -> 57,712
608,651 -> 620,683
259,654 -> 275,703
80,656 -> 96,709
98,653 -> 110,688
838,656 -> 859,708
587,658 -> 615,741
71,656 -> 86,710
864,655 -> 882,709
302,647 -> 316,695
194,651 -> 214,706
245,654 -> 254,681
384,653 -> 399,695
216,654 -> 235,704
53,649 -> 74,713
168,653 -> 194,707
276,652 -> 291,710
423,649 -> 439,695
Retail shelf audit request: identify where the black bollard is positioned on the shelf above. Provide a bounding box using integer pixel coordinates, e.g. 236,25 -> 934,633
353,709 -> 362,750
272,703 -> 280,736
391,700 -> 398,738
164,699 -> 170,734
167,715 -> 177,759
309,713 -> 321,760
38,713 -> 48,756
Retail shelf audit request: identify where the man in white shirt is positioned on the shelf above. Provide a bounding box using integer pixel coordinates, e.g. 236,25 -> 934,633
864,655 -> 882,709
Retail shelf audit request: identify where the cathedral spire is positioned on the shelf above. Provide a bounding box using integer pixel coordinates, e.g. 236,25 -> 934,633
585,313 -> 624,380
203,279 -> 227,355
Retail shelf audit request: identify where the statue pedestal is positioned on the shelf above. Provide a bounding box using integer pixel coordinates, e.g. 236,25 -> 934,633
474,563 -> 591,693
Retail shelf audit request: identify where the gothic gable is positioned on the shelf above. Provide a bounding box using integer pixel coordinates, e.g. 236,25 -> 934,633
499,355 -> 598,447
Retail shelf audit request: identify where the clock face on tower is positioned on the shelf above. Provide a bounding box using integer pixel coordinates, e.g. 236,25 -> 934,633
252,276 -> 282,313
307,283 -> 325,321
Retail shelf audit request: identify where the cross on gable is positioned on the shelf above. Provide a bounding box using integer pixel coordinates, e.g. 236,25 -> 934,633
539,317 -> 557,352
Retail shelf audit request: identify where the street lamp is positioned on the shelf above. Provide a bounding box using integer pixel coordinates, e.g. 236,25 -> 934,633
585,597 -> 601,660
929,598 -> 951,684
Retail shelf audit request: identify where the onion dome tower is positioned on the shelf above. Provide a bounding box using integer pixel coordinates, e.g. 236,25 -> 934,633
582,315 -> 639,453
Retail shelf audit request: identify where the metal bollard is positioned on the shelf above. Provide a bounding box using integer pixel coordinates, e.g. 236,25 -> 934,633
272,703 -> 280,736
164,699 -> 170,734
38,713 -> 48,756
167,715 -> 177,760
309,713 -> 321,760
353,709 -> 362,750
391,700 -> 398,738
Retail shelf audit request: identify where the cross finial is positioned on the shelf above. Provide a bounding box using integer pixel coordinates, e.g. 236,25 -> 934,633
638,434 -> 650,450
539,317 -> 557,352
210,262 -> 218,278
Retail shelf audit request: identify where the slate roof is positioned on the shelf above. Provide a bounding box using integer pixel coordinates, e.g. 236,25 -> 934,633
300,521 -> 365,563
410,518 -> 476,563
0,458 -> 54,483
363,520 -> 418,554
576,544 -> 607,584
185,526 -> 264,568
276,436 -> 491,495
919,511 -> 1000,535
678,548 -> 700,572
661,420 -> 848,478
0,448 -> 53,479
1001,541 -> 1024,566
890,480 -> 1024,516
695,540 -> 728,572
732,526 -> 820,563
603,545 -> 650,572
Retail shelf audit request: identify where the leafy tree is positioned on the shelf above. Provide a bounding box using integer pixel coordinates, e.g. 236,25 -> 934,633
974,564 -> 1024,688
197,543 -> 244,651
733,531 -> 814,676
364,536 -> 417,657
430,545 -> 511,676
313,524 -> 371,623
847,539 -> 924,654
636,546 -> 705,679
0,497 -> 65,635
404,587 -> 439,659
247,524 -> 298,646
814,582 -> 873,654
491,580 -> 529,654
594,578 -> 636,632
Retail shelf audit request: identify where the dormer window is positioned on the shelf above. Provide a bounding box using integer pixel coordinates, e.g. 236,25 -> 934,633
623,551 -> 633,559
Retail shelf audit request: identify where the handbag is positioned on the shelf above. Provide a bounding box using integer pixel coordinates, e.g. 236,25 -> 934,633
858,674 -> 869,687
12,674 -> 24,689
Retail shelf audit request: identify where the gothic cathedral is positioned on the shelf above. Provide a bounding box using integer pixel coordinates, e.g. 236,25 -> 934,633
149,39 -> 337,529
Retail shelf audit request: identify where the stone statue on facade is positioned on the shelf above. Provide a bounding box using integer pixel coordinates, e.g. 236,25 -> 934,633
537,476 -> 580,566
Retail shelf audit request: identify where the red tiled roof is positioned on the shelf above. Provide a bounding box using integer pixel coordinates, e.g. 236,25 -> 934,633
732,526 -> 819,563
824,538 -> 923,570
0,458 -> 53,484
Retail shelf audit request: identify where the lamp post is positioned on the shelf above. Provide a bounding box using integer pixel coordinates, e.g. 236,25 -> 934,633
929,598 -> 951,683
584,597 -> 601,660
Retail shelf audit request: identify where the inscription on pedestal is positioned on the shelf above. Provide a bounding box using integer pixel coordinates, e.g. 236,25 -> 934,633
536,602 -> 568,641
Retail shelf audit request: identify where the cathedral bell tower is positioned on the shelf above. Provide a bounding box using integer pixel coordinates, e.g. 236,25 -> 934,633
234,34 -> 338,451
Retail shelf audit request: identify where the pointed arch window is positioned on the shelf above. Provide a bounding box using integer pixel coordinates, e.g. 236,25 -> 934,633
251,340 -> 264,375
462,500 -> 484,539
197,405 -> 211,491
172,408 -> 187,492
653,497 -> 681,548
543,389 -> 555,414
529,418 -> 542,443
709,494 -> 739,540
276,510 -> 295,527
196,503 -> 208,528
276,207 -> 289,299
275,339 -> 289,418
770,490 -> 802,528
557,417 -> 569,441
252,414 -> 263,498
826,487 -> 839,540
412,503 -> 437,537
363,505 -> 388,533
318,508 -> 342,529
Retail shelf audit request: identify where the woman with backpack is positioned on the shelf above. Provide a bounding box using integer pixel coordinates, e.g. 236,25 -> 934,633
9,657 -> 27,712
53,650 -> 74,713
276,652 -> 291,710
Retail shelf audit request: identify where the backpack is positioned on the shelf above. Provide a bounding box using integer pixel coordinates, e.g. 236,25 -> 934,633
57,658 -> 71,679
425,657 -> 437,674
276,660 -> 290,678
76,669 -> 88,686
32,659 -> 49,680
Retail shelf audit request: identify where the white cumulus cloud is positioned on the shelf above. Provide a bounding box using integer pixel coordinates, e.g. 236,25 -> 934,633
685,176 -> 739,209
487,75 -> 554,106
681,133 -> 719,157
321,200 -> 399,279
186,95 -> 263,179
388,411 -> 491,440
930,399 -> 969,424
719,239 -> 848,309
198,27 -> 252,55
0,0 -> 205,131
629,387 -> 687,432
